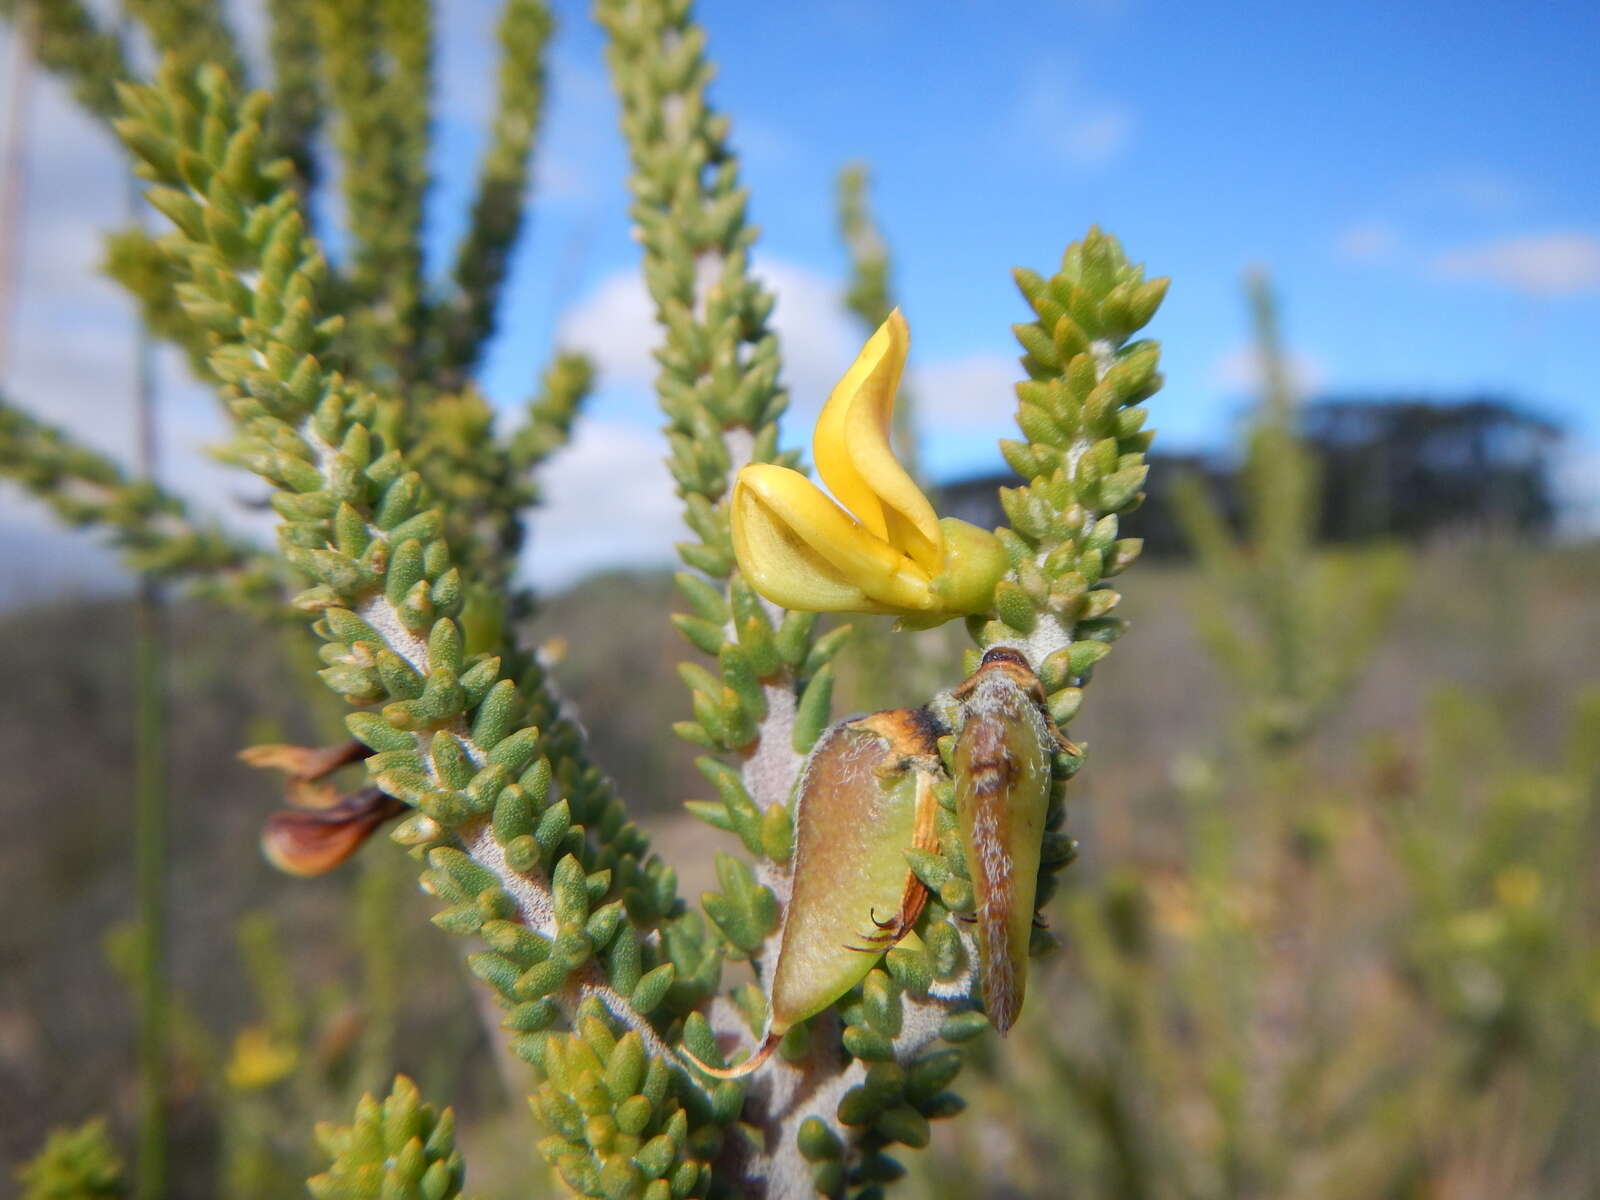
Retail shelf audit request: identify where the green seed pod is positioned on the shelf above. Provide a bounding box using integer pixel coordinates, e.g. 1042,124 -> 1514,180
687,707 -> 944,1078
771,709 -> 943,1027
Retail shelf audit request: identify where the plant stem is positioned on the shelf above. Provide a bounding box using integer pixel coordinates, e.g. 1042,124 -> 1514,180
128,71 -> 169,1196
132,436 -> 169,1200
0,0 -> 34,381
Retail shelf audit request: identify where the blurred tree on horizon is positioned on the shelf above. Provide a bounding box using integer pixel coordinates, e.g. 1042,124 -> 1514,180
941,393 -> 1569,559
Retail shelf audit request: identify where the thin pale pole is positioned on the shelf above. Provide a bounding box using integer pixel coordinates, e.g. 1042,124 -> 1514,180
123,12 -> 170,1195
0,0 -> 36,381
131,305 -> 168,1200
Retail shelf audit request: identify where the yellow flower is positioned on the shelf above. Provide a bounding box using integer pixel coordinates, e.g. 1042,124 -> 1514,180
731,310 -> 1005,620
224,1025 -> 298,1092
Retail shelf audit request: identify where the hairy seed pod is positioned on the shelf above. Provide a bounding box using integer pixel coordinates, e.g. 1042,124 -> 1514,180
950,647 -> 1069,1034
690,707 -> 943,1077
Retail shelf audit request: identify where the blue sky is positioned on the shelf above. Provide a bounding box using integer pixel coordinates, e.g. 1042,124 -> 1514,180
486,1 -> 1600,470
3,0 -> 1597,594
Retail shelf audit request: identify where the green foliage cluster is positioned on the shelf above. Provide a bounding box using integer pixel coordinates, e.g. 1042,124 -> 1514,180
529,997 -> 719,1199
10,5 -> 1591,1185
897,275 -> 1600,1200
1396,691 -> 1600,1088
836,166 -> 893,334
104,66 -> 722,1190
5,1 -> 1173,1196
308,1075 -> 463,1200
16,1120 -> 127,1200
592,1 -> 1168,1193
1015,274 -> 1404,1197
990,234 -> 1166,703
595,0 -> 837,762
916,235 -> 1168,932
3,0 -> 575,615
0,400 -> 275,608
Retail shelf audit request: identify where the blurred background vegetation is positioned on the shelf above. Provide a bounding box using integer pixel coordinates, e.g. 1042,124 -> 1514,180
6,483 -> 1598,1196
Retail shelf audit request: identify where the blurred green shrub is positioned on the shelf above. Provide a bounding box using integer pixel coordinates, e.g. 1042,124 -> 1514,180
16,1120 -> 127,1200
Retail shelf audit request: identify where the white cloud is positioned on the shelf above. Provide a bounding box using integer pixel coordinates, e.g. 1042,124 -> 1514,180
537,153 -> 591,204
557,270 -> 1035,486
556,258 -> 859,418
548,261 -> 864,581
1015,70 -> 1135,169
1409,167 -> 1525,218
432,0 -> 502,126
1335,222 -> 1402,263
1062,107 -> 1136,167
910,353 -> 1018,431
522,419 -> 684,588
1433,232 -> 1600,298
1209,344 -> 1327,399
736,114 -> 804,172
553,271 -> 658,389
757,262 -> 861,413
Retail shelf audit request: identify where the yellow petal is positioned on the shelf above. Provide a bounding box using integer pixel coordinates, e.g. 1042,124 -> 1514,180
732,465 -> 934,613
813,310 -> 943,573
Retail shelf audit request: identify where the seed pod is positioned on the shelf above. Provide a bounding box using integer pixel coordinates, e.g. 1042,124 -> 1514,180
689,707 -> 943,1078
261,786 -> 409,876
950,647 -> 1071,1034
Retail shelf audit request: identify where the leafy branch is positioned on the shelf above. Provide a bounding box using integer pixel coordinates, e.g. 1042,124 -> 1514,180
6,2 -> 1171,1195
0,395 -> 279,608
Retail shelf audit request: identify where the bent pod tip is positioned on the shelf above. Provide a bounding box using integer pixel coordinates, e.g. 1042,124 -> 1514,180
679,1031 -> 780,1080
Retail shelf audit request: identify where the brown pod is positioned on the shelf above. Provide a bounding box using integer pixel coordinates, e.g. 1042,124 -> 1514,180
261,786 -> 408,877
